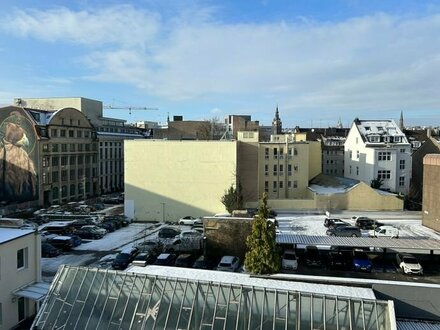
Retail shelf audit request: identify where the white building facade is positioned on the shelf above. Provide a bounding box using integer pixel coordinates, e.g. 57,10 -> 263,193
0,228 -> 48,329
344,119 -> 412,194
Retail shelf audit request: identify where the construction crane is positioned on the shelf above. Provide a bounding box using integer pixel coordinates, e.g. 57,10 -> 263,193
103,105 -> 159,115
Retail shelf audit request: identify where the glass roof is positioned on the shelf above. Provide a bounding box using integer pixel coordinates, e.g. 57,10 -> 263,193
33,265 -> 395,330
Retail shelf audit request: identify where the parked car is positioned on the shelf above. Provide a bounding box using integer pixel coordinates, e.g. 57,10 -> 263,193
304,246 -> 321,267
131,251 -> 157,267
136,240 -> 163,255
328,251 -> 352,269
112,247 -> 139,270
69,234 -> 82,247
41,243 -> 61,258
371,226 -> 399,238
282,250 -> 298,271
75,226 -> 105,239
153,253 -> 177,266
174,254 -> 197,267
326,226 -> 362,237
396,253 -> 423,275
353,217 -> 384,230
98,221 -> 116,233
72,218 -> 96,229
352,249 -> 372,272
178,216 -> 202,226
217,256 -> 240,272
324,218 -> 348,228
158,226 -> 181,239
178,230 -> 203,239
192,255 -> 216,270
47,236 -> 74,251
80,225 -> 107,236
40,230 -> 58,242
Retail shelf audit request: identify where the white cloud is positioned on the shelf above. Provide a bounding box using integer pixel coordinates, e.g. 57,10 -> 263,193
2,5 -> 440,123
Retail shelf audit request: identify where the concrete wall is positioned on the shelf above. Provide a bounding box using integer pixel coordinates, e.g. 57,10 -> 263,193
314,182 -> 403,211
0,231 -> 41,329
422,154 -> 440,232
308,141 -> 322,180
204,217 -> 253,261
124,140 -> 237,221
237,140 -> 259,203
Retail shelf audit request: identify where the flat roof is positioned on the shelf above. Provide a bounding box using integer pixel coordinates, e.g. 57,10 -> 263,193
276,234 -> 440,251
0,228 -> 35,244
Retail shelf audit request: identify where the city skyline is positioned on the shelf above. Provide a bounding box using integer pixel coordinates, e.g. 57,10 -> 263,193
1,0 -> 440,127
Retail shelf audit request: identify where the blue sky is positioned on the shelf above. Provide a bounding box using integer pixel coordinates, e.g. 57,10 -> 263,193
1,0 -> 440,127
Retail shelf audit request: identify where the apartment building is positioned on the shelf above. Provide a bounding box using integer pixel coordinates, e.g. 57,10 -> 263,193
0,105 -> 98,207
344,119 -> 412,194
257,134 -> 321,200
0,228 -> 48,329
15,97 -> 146,194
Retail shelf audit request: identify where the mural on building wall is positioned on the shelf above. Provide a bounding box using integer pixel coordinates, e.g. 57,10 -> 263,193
0,110 -> 38,202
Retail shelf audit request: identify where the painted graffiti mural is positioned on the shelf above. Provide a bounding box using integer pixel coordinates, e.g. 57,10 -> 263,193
0,109 -> 38,202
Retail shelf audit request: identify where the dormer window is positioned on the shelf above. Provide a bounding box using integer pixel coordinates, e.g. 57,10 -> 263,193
369,135 -> 380,143
394,136 -> 401,143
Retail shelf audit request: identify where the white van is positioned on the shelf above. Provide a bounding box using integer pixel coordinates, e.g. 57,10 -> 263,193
282,250 -> 298,270
371,225 -> 399,238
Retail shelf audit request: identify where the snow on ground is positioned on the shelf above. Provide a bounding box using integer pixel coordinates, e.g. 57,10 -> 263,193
42,254 -> 95,274
276,211 -> 440,239
74,223 -> 158,252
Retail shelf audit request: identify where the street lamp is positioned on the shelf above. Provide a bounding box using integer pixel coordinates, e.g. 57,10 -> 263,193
161,202 -> 166,222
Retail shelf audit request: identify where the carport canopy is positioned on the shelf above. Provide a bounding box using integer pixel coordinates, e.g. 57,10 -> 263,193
13,282 -> 50,301
276,234 -> 440,252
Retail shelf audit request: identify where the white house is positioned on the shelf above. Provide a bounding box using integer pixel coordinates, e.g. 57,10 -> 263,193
344,119 -> 412,194
0,228 -> 49,329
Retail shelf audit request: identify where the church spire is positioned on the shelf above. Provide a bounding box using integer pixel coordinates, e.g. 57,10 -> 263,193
399,111 -> 404,131
272,105 -> 282,134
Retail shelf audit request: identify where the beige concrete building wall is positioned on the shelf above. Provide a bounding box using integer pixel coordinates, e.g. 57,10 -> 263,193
17,97 -> 103,126
308,141 -> 322,180
125,140 -> 237,221
422,154 -> 440,231
0,231 -> 41,329
313,182 -> 403,211
237,134 -> 259,203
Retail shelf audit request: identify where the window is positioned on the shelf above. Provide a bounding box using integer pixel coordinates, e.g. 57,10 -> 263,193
61,156 -> 68,166
400,148 -> 406,153
51,129 -> 58,137
279,181 -> 283,189
70,184 -> 76,195
378,151 -> 391,161
61,144 -> 67,152
288,148 -> 293,159
273,148 -> 278,159
287,164 -> 292,176
52,157 -> 59,167
69,130 -> 74,138
400,159 -> 405,169
42,157 -> 49,167
51,144 -> 59,152
265,148 -> 269,159
356,151 -> 360,159
264,181 -> 268,192
42,173 -> 47,184
61,170 -> 67,181
349,165 -> 352,174
279,164 -> 284,175
70,156 -> 76,165
272,181 -> 277,191
18,297 -> 25,322
377,170 -> 391,180
273,164 -> 277,176
294,148 -> 298,156
293,180 -> 298,188
70,170 -> 75,180
60,129 -> 66,137
264,164 -> 269,176
17,247 -> 28,270
279,147 -> 284,159
356,166 -> 359,175
52,171 -> 59,183
62,185 -> 68,198
42,144 -> 49,152
288,181 -> 292,188
77,130 -> 82,138
399,176 -> 405,187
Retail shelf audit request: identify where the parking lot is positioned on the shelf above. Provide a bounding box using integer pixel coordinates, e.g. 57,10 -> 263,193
40,210 -> 440,284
